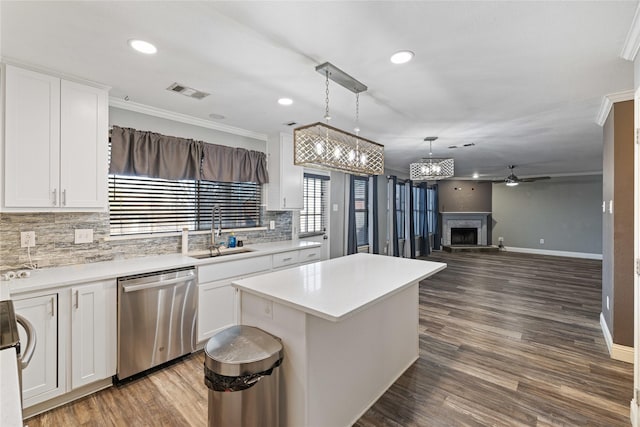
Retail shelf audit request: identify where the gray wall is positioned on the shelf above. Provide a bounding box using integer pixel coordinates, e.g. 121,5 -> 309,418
438,180 -> 492,213
329,172 -> 347,259
492,175 -> 603,254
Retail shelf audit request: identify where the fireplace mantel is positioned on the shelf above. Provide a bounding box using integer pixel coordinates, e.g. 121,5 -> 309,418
441,212 -> 491,246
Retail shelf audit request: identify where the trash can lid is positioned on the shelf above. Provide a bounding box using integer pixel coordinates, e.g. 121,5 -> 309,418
204,325 -> 283,376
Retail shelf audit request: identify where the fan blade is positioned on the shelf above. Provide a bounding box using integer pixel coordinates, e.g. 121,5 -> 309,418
519,176 -> 551,182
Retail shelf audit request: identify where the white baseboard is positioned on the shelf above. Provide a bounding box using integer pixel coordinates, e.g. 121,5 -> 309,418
601,312 -> 613,353
632,399 -> 639,427
505,246 -> 602,260
600,313 -> 634,363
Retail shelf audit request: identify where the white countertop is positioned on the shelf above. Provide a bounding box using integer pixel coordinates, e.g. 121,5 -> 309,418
6,240 -> 320,295
0,348 -> 22,427
233,253 -> 447,322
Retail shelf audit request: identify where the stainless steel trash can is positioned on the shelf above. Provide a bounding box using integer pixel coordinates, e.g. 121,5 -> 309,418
204,325 -> 283,427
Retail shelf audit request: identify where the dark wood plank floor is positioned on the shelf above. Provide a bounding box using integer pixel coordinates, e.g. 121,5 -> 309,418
355,251 -> 633,427
26,251 -> 633,426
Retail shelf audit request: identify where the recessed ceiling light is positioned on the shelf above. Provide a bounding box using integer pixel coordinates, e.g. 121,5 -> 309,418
278,98 -> 293,106
390,50 -> 414,64
472,173 -> 479,179
128,39 -> 157,55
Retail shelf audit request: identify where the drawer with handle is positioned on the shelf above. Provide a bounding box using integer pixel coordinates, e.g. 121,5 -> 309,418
298,247 -> 321,264
272,251 -> 300,269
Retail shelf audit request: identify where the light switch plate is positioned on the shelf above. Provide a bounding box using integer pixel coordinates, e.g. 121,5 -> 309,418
75,229 -> 93,244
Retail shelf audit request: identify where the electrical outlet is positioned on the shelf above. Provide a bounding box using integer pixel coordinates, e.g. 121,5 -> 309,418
498,237 -> 504,242
20,231 -> 36,248
269,220 -> 275,230
333,203 -> 339,212
74,228 -> 94,244
539,238 -> 545,244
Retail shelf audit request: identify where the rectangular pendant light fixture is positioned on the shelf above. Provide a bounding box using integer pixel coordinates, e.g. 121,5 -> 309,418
294,122 -> 384,176
294,62 -> 384,176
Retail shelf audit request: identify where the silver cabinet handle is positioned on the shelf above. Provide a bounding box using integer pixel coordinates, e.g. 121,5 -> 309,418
283,197 -> 286,208
52,189 -> 57,206
282,257 -> 292,262
62,189 -> 67,206
307,253 -> 316,258
16,314 -> 36,370
50,297 -> 55,317
75,290 -> 79,309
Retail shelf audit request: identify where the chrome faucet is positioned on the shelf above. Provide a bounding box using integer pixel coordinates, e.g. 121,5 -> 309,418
212,205 -> 222,238
209,205 -> 223,256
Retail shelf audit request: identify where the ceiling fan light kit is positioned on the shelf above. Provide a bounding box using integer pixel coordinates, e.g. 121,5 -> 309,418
409,137 -> 455,181
499,165 -> 550,186
294,62 -> 384,176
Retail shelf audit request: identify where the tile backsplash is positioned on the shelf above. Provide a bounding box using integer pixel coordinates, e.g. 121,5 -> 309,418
0,211 -> 292,272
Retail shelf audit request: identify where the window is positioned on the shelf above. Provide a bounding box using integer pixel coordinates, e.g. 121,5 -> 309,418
395,183 -> 405,240
427,186 -> 436,234
413,186 -> 424,237
108,174 -> 262,236
300,173 -> 329,236
354,177 -> 369,246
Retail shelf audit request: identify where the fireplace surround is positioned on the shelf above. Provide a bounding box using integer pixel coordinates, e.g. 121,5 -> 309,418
441,212 -> 490,246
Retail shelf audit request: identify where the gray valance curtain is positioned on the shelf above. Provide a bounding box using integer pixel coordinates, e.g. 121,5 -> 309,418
109,126 -> 202,180
201,143 -> 269,184
109,126 -> 269,184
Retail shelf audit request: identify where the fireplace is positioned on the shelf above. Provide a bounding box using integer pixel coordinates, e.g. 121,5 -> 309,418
451,228 -> 478,246
441,212 -> 491,246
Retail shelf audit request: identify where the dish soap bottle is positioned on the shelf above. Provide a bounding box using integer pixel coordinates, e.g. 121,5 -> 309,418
228,232 -> 237,248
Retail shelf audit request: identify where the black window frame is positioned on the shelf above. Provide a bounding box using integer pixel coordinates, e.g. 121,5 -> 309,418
300,173 -> 329,237
354,177 -> 369,247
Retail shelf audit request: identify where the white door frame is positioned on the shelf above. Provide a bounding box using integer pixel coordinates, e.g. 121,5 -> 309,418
632,85 -> 640,427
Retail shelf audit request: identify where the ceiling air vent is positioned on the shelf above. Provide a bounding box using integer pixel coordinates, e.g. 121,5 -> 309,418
167,82 -> 210,100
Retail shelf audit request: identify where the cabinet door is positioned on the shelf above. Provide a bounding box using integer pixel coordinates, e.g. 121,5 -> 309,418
280,133 -> 303,209
4,65 -> 60,207
71,281 -> 114,388
60,80 -> 108,209
13,293 -> 60,406
197,280 -> 237,343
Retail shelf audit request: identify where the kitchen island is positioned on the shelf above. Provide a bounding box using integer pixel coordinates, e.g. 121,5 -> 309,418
232,253 -> 446,427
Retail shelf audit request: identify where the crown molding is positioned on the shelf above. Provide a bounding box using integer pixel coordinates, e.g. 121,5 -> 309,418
595,89 -> 635,126
621,3 -> 640,60
1,56 -> 111,90
109,97 -> 268,141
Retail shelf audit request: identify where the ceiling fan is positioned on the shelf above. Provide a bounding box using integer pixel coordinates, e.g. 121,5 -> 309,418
494,165 -> 550,186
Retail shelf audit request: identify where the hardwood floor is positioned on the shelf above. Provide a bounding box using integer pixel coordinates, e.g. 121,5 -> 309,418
26,251 -> 633,426
355,251 -> 633,427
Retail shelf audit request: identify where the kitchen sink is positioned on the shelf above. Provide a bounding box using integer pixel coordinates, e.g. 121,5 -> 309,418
189,248 -> 254,259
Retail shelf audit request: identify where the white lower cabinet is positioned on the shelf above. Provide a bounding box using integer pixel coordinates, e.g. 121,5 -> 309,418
13,293 -> 61,407
197,279 -> 237,343
70,280 -> 116,389
13,279 -> 116,410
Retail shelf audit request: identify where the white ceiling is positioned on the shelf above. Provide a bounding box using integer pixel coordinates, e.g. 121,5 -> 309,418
1,1 -> 637,180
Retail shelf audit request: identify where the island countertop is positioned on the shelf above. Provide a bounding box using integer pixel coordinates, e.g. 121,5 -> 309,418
232,253 -> 446,322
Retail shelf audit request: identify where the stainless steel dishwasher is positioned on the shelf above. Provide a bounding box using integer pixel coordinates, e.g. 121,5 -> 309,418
117,266 -> 197,381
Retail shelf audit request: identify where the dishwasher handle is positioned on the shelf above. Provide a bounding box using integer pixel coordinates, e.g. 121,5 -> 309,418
16,314 -> 37,370
121,273 -> 195,293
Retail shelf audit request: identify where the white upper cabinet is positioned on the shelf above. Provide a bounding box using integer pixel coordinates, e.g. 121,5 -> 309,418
266,132 -> 303,210
2,64 -> 108,211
